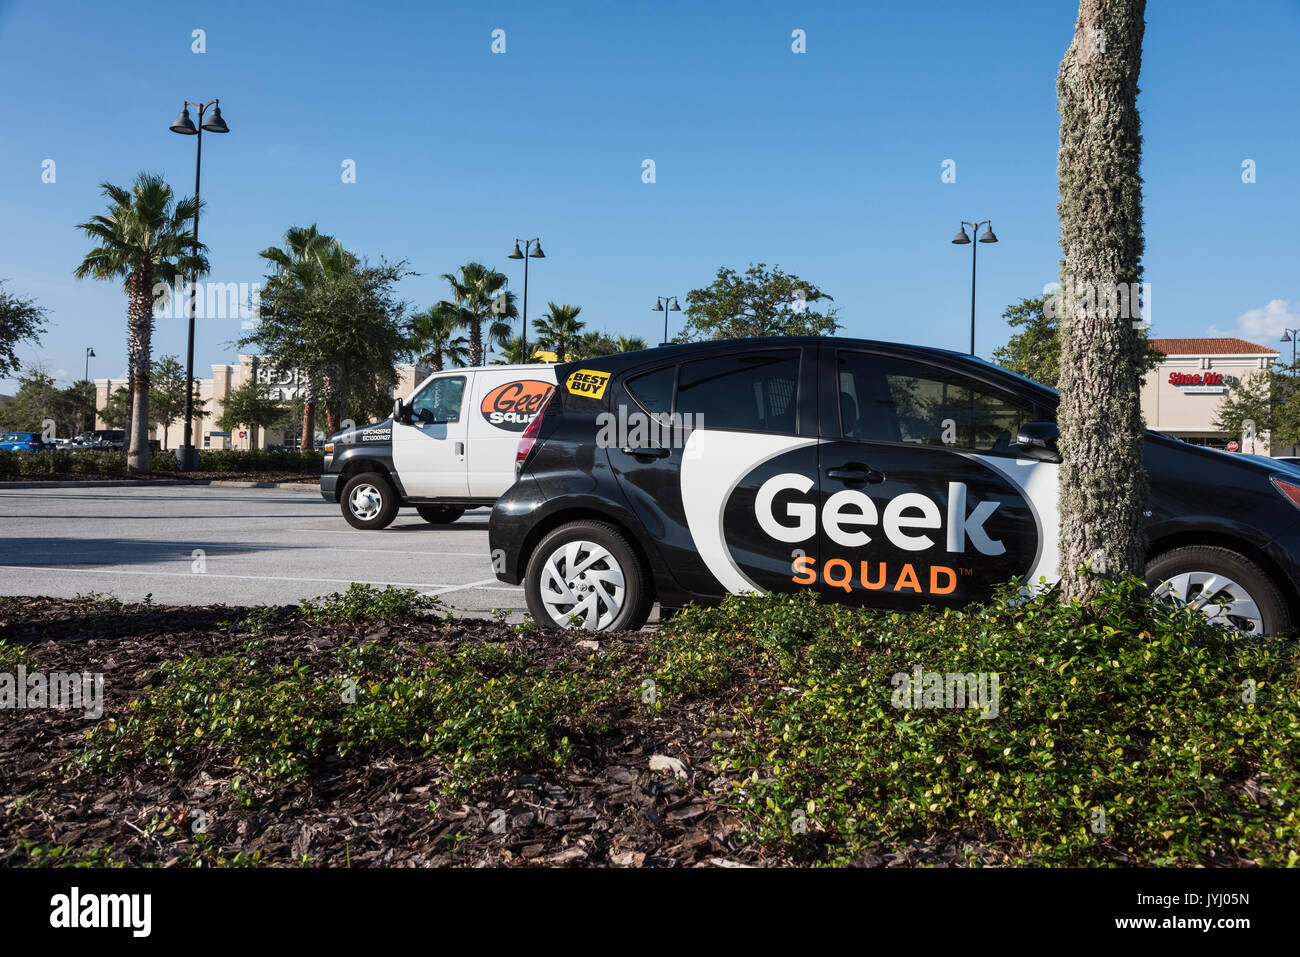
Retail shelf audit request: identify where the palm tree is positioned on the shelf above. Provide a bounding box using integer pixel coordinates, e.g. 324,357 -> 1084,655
615,335 -> 648,353
440,262 -> 515,366
493,335 -> 533,365
409,302 -> 470,371
258,225 -> 344,448
532,303 -> 585,363
75,173 -> 206,473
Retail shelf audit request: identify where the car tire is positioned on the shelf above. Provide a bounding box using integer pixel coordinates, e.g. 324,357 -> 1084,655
340,471 -> 399,530
415,504 -> 465,525
1145,545 -> 1290,637
524,521 -> 652,632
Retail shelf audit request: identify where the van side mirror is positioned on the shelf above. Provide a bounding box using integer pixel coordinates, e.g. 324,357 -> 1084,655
1016,421 -> 1060,462
393,398 -> 412,425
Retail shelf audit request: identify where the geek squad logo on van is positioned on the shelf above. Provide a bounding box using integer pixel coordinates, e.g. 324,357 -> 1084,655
679,432 -> 1039,600
480,380 -> 552,432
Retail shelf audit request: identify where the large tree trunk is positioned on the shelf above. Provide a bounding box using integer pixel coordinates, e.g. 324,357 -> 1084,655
126,267 -> 154,473
1056,0 -> 1149,602
324,363 -> 343,435
301,372 -> 318,450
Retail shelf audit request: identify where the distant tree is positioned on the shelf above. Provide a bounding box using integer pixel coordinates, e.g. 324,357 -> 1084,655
74,173 -> 207,472
614,335 -> 649,353
439,263 -> 515,366
409,302 -> 470,371
0,368 -> 61,434
0,281 -> 48,378
572,331 -> 618,360
677,264 -> 839,341
216,377 -> 288,439
1213,361 -> 1300,454
59,380 -> 96,435
149,355 -> 206,449
532,303 -> 585,362
99,386 -> 131,430
493,336 -> 539,365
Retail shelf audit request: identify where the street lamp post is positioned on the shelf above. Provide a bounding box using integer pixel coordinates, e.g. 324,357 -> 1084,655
83,347 -> 96,434
1281,329 -> 1299,456
651,296 -> 681,345
951,220 -> 999,356
507,238 -> 545,361
169,99 -> 229,470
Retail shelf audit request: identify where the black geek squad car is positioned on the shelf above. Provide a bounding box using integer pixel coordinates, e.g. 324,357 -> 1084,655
488,337 -> 1300,634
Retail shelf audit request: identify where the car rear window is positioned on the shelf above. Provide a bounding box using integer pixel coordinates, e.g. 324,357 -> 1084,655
675,350 -> 800,434
625,366 -> 676,422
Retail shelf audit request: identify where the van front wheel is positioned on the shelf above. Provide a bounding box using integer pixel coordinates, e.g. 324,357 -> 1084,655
416,505 -> 464,525
525,521 -> 651,632
340,471 -> 399,530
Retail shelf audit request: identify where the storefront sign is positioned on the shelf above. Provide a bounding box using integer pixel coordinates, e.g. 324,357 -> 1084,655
1168,371 -> 1237,394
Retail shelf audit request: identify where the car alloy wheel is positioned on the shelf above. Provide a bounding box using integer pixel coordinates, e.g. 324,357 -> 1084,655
1152,570 -> 1265,635
349,483 -> 384,521
537,539 -> 626,630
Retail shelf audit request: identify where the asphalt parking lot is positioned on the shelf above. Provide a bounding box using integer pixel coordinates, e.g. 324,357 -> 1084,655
0,485 -> 525,616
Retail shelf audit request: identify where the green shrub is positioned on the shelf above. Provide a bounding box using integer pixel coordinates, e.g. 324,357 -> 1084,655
298,583 -> 441,624
658,581 -> 1300,866
194,448 -> 324,473
0,450 -> 19,475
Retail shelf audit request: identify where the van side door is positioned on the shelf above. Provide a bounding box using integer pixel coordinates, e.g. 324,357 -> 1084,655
391,372 -> 473,498
467,369 -> 557,498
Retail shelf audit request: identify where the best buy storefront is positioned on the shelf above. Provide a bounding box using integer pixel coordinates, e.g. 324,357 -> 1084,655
1141,337 -> 1279,454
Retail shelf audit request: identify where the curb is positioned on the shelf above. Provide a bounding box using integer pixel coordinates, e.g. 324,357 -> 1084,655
0,479 -> 321,491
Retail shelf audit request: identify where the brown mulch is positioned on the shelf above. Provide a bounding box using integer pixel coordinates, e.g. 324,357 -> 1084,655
0,597 -> 772,868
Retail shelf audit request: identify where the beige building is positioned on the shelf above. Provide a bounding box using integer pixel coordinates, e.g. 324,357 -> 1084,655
1141,338 -> 1279,454
96,356 -> 432,450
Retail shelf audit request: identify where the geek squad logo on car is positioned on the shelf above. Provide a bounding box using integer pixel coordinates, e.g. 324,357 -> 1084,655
480,380 -> 552,432
679,433 -> 1039,599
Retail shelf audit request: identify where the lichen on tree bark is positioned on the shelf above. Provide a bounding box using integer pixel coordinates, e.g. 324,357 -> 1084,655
1056,0 -> 1150,602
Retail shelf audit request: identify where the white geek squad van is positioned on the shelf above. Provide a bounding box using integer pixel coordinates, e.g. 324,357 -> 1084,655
320,364 -> 558,529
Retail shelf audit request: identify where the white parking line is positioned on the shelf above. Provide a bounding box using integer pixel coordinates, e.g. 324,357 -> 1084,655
0,565 -> 518,591
112,541 -> 482,558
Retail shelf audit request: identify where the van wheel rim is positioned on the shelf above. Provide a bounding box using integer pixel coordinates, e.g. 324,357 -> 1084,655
1152,571 -> 1264,634
538,540 -> 625,630
349,484 -> 383,521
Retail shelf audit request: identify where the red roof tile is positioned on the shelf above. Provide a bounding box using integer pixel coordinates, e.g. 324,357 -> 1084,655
1148,337 -> 1279,355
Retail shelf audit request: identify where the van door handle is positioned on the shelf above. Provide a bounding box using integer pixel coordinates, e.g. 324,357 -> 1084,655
455,441 -> 464,455
621,446 -> 670,459
827,465 -> 885,484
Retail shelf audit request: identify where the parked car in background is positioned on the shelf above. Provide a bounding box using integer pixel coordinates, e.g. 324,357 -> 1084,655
0,431 -> 50,451
69,429 -> 125,449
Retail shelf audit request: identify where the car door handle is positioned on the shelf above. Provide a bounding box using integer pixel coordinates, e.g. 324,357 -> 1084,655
621,446 -> 670,459
827,465 -> 885,484
455,441 -> 464,455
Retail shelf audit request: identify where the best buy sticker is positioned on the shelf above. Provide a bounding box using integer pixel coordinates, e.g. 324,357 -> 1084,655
566,369 -> 610,399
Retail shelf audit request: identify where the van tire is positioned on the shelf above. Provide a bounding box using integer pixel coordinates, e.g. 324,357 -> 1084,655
341,471 -> 399,530
416,505 -> 465,525
525,521 -> 652,632
1145,545 -> 1289,637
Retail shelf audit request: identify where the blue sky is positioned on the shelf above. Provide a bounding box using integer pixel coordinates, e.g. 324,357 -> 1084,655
1,0 -> 1297,389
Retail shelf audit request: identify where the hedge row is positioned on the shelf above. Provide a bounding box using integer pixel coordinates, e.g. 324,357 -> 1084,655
0,448 -> 324,476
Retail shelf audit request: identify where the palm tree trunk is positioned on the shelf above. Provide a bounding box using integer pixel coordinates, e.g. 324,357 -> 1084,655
126,267 -> 154,473
1055,0 -> 1149,602
469,321 -> 483,367
301,372 -> 318,450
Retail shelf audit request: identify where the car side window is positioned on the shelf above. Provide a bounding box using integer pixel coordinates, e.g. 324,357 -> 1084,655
837,352 -> 1036,453
411,376 -> 466,424
625,365 -> 676,423
675,350 -> 800,434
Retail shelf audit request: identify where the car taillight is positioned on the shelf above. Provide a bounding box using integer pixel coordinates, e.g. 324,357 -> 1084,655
515,387 -> 555,472
1271,476 -> 1300,511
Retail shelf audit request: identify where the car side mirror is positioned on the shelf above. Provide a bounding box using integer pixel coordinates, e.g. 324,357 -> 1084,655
1016,421 -> 1060,462
393,398 -> 412,425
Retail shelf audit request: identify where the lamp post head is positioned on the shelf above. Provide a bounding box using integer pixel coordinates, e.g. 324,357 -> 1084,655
529,241 -> 545,258
170,106 -> 198,135
669,297 -> 681,311
1282,331 -> 1293,343
87,347 -> 95,357
951,227 -> 971,245
201,103 -> 229,133
978,225 -> 998,243
508,242 -> 524,259
652,299 -> 665,311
